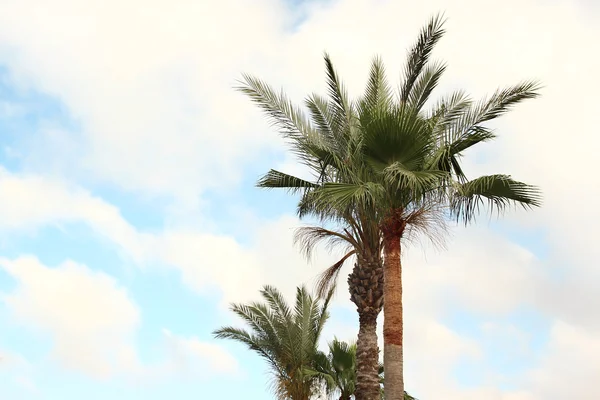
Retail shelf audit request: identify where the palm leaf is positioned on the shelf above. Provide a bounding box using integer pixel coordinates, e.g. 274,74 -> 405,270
257,169 -> 318,193
323,53 -> 352,144
383,162 -> 447,193
400,13 -> 446,103
451,174 -> 542,223
315,250 -> 356,299
294,225 -> 358,260
237,74 -> 314,141
407,60 -> 447,112
360,55 -> 393,115
472,80 -> 542,123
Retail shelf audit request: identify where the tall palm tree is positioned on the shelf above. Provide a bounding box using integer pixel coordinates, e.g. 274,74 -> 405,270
240,55 -> 386,400
213,285 -> 333,400
239,13 -> 542,400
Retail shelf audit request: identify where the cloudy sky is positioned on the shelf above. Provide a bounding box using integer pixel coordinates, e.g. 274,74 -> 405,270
0,0 -> 598,399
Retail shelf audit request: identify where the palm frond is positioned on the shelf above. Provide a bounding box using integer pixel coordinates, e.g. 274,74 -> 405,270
402,203 -> 449,251
315,182 -> 385,211
315,250 -> 356,299
237,74 -> 314,140
261,285 -> 292,321
228,303 -> 272,340
257,169 -> 318,193
428,89 -> 472,136
451,174 -> 542,224
362,106 -> 434,170
383,162 -> 447,193
294,225 -> 358,260
472,80 -> 542,124
361,55 -> 393,114
400,13 -> 446,103
213,326 -> 280,372
305,93 -> 336,145
408,60 -> 447,112
316,286 -> 334,339
444,81 -> 541,155
323,53 -> 352,142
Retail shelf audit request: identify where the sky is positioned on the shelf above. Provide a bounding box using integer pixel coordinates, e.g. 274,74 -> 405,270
0,0 -> 599,399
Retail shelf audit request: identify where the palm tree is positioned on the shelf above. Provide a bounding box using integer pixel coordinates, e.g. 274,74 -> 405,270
239,13 -> 542,400
240,55 -> 386,400
305,338 -> 357,399
213,285 -> 333,400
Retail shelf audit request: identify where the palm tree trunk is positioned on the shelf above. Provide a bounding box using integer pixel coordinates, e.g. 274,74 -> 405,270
382,231 -> 404,399
349,255 -> 384,400
355,313 -> 381,400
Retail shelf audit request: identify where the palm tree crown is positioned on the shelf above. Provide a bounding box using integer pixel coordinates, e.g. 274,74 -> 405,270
213,285 -> 333,400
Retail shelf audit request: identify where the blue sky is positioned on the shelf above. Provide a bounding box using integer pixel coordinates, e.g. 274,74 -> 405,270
0,0 -> 599,399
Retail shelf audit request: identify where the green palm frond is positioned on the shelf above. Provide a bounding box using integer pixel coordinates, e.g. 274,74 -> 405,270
383,162 -> 447,193
261,285 -> 292,321
316,286 -> 334,337
228,303 -> 272,340
445,81 -> 541,154
323,53 -> 352,136
400,13 -> 446,103
237,74 -> 314,141
305,339 -> 357,399
451,174 -> 543,223
303,350 -> 337,391
362,107 -> 434,170
360,55 -> 393,115
407,60 -> 447,112
257,169 -> 318,193
305,93 -> 337,145
315,182 -> 385,211
429,90 -> 472,137
472,80 -> 542,124
448,126 -> 496,155
213,327 -> 281,372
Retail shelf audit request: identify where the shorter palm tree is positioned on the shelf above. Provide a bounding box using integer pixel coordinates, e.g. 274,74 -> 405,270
213,285 -> 333,400
306,338 -> 417,400
305,338 -> 357,399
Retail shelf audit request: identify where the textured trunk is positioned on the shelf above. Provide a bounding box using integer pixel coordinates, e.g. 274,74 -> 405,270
355,313 -> 380,400
348,254 -> 384,400
382,226 -> 404,400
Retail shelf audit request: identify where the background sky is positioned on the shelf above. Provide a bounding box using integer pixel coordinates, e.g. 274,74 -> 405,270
0,0 -> 599,399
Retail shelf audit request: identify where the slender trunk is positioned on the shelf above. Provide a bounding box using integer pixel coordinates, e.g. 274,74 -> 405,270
349,255 -> 384,400
382,231 -> 404,399
355,313 -> 380,400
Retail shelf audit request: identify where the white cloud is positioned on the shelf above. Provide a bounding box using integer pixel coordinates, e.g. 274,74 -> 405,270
0,349 -> 38,395
403,226 -> 542,316
0,167 -> 151,262
0,0 -> 290,202
524,320 -> 600,400
0,168 -> 336,307
0,256 -> 141,379
0,255 -> 238,383
161,329 -> 239,377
